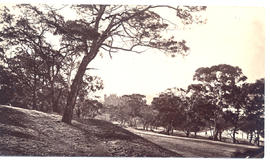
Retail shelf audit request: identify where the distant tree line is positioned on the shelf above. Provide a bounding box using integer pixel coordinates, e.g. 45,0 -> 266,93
103,64 -> 264,146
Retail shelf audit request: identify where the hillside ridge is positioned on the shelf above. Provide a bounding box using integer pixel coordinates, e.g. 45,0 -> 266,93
0,105 -> 180,157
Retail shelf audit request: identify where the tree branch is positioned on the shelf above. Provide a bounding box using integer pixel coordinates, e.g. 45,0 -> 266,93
101,43 -> 145,54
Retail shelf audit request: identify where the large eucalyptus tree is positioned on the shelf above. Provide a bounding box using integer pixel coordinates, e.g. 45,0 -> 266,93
1,4 -> 206,124
193,64 -> 247,141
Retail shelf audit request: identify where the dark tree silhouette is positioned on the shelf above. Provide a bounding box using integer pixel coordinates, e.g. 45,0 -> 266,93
0,65 -> 20,105
140,105 -> 159,131
152,88 -> 187,135
185,84 -> 215,137
0,5 -> 104,113
193,64 -> 247,141
241,78 -> 264,146
122,94 -> 147,127
0,5 -> 66,111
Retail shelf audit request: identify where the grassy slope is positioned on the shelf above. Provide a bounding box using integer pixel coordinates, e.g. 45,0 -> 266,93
0,105 -> 179,157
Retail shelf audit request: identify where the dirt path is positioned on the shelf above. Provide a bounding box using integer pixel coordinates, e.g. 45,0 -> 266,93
127,128 -> 259,157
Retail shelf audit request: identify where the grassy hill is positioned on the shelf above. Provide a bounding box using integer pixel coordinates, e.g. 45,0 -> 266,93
0,105 -> 180,157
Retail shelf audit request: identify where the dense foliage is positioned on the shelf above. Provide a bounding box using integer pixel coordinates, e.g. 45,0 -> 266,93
102,64 -> 264,146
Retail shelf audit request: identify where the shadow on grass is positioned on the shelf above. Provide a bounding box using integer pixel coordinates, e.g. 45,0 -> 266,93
73,119 -> 143,141
72,119 -> 181,157
233,147 -> 264,158
0,106 -> 33,128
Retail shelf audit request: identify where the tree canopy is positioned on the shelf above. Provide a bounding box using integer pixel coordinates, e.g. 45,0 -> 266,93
193,64 -> 247,140
0,4 -> 207,123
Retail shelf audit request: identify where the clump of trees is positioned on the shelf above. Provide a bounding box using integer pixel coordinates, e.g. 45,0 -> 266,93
104,94 -> 147,128
239,79 -> 264,146
0,5 -> 104,118
103,64 -> 264,146
192,64 -> 248,142
151,88 -> 187,135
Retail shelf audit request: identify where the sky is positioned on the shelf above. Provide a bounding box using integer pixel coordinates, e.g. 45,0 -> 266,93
88,6 -> 265,102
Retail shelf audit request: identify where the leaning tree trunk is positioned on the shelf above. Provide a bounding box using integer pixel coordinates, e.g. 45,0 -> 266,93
61,49 -> 98,124
61,6 -> 111,124
61,68 -> 84,124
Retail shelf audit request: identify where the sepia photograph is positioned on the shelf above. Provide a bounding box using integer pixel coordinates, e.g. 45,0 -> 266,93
0,0 -> 266,159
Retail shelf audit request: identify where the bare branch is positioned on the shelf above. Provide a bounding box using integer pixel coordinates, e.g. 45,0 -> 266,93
101,43 -> 145,54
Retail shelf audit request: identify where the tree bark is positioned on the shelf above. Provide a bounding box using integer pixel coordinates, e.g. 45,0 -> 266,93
232,128 -> 237,143
249,132 -> 253,144
50,60 -> 60,113
166,124 -> 170,135
218,131 -> 222,141
54,89 -> 62,113
213,127 -> 219,141
170,127 -> 174,135
213,120 -> 220,141
61,50 -> 97,124
50,79 -> 56,113
61,72 -> 83,124
232,111 -> 240,144
32,74 -> 37,110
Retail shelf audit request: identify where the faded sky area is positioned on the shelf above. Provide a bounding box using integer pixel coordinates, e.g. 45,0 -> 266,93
89,6 -> 265,101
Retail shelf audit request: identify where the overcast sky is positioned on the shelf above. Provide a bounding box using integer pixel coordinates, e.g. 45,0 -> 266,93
88,6 -> 265,102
